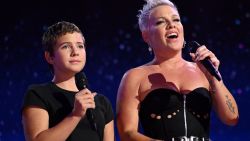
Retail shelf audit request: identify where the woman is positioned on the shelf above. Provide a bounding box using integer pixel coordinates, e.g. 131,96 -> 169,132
116,0 -> 239,140
22,21 -> 114,141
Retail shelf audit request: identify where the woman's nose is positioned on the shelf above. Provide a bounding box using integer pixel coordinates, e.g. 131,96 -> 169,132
167,22 -> 175,29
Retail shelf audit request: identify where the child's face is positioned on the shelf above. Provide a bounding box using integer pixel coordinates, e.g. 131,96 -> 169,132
51,32 -> 86,75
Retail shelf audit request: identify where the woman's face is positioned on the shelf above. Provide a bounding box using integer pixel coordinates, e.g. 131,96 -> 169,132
50,32 -> 86,75
144,5 -> 184,54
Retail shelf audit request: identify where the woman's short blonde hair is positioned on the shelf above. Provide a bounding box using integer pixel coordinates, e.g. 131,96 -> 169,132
137,0 -> 177,31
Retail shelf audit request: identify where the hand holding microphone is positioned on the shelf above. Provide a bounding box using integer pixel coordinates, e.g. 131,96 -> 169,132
187,41 -> 222,81
73,72 -> 98,132
72,88 -> 96,117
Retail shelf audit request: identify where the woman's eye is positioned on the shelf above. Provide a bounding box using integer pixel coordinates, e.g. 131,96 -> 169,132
156,21 -> 165,25
173,18 -> 180,22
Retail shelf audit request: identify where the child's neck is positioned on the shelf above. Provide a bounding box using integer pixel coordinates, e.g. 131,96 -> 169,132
52,75 -> 79,92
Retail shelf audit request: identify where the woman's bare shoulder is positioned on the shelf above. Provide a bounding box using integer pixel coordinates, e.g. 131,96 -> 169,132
123,64 -> 154,79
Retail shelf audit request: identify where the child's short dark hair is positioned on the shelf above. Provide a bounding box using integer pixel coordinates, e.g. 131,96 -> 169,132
42,21 -> 83,73
42,21 -> 83,55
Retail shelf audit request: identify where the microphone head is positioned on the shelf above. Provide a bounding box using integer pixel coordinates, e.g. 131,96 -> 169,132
186,41 -> 201,53
75,72 -> 89,90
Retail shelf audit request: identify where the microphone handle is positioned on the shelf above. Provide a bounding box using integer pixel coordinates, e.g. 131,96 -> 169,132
188,41 -> 221,81
75,72 -> 101,140
82,84 -> 98,132
200,59 -> 221,81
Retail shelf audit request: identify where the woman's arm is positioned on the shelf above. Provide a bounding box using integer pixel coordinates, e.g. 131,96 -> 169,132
190,45 -> 239,126
210,78 -> 239,125
116,69 -> 162,141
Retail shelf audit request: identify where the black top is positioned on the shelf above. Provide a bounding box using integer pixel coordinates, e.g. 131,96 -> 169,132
139,87 -> 212,140
22,82 -> 114,141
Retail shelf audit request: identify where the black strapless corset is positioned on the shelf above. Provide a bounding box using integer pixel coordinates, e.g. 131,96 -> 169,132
139,87 -> 212,140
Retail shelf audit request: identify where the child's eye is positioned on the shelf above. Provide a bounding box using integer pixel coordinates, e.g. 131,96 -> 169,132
62,45 -> 70,49
62,44 -> 71,49
78,45 -> 85,49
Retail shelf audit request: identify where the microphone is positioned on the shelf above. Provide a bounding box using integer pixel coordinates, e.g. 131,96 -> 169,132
187,41 -> 222,81
75,72 -> 98,132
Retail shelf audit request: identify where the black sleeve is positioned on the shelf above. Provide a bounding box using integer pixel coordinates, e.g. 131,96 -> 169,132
22,85 -> 49,112
99,94 -> 114,124
104,96 -> 114,124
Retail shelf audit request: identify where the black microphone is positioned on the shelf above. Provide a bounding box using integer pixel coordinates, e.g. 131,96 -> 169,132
187,41 -> 222,81
75,72 -> 98,132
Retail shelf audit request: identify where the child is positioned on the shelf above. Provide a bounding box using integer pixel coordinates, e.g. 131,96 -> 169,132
22,21 -> 114,141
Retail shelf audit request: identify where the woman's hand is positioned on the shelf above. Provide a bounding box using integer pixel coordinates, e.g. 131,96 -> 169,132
189,45 -> 221,81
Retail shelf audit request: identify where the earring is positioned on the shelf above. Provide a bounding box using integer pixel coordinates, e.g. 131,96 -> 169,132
148,46 -> 153,55
183,40 -> 186,48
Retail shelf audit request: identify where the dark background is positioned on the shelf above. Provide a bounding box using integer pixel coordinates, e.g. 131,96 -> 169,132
0,0 -> 249,140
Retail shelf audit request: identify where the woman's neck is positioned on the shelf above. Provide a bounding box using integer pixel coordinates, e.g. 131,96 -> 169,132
152,54 -> 185,69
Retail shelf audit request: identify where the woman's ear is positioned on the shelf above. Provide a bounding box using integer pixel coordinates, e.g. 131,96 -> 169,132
44,51 -> 53,64
142,31 -> 149,44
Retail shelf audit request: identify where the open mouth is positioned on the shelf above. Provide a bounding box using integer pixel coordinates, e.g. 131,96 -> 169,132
166,32 -> 178,39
